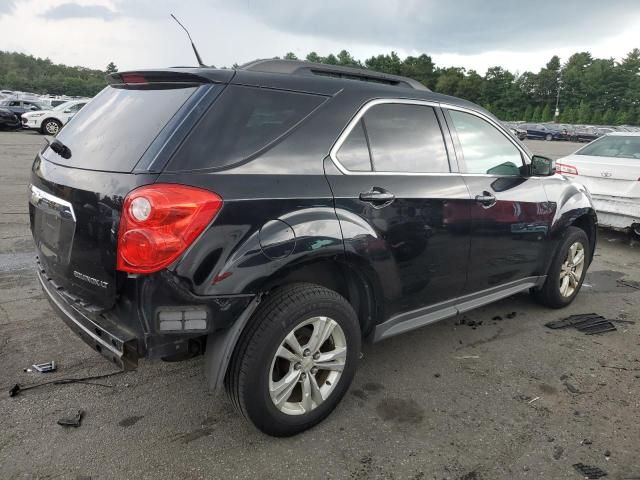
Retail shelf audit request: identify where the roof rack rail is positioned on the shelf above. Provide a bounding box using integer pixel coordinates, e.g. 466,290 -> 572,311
238,59 -> 430,91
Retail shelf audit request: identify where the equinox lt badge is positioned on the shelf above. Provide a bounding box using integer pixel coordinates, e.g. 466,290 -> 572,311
73,270 -> 108,289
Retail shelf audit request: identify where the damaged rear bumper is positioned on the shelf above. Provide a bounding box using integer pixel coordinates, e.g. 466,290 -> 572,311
37,266 -> 139,371
591,195 -> 640,232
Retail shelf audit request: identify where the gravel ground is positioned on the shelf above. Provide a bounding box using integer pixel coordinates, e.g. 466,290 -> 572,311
0,131 -> 638,480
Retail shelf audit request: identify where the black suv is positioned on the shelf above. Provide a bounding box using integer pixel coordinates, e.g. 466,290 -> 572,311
29,60 -> 596,436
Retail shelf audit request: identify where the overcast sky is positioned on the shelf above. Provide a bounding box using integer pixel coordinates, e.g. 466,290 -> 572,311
2,0 -> 640,74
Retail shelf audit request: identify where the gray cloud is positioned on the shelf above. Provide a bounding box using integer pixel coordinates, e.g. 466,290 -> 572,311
221,0 -> 640,55
42,3 -> 120,21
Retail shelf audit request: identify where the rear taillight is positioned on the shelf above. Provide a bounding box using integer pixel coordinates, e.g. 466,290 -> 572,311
117,184 -> 223,274
556,162 -> 578,175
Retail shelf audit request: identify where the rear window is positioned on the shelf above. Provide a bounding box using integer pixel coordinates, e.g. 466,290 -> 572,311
42,85 -> 197,172
167,85 -> 325,171
577,135 -> 640,159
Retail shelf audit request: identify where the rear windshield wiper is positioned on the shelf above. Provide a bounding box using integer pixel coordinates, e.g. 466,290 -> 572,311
44,137 -> 72,159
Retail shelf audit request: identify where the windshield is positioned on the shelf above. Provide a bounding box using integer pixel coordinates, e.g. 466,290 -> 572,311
53,101 -> 75,111
577,135 -> 640,159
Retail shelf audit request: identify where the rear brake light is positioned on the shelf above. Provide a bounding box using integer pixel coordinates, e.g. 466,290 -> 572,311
556,162 -> 578,175
117,184 -> 223,274
120,74 -> 147,84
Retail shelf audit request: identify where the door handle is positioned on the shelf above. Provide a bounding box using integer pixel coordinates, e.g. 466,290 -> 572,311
475,192 -> 496,207
359,189 -> 395,205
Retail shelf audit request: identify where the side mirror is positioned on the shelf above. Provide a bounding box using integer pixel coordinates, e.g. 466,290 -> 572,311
63,109 -> 72,113
530,155 -> 556,176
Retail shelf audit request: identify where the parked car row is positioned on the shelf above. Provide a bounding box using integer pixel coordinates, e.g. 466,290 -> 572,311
0,98 -> 90,134
504,121 -> 640,143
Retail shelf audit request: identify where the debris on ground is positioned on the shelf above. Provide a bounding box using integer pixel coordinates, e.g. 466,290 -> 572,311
57,409 -> 84,428
545,314 -> 617,335
506,312 -> 517,319
617,279 -> 640,290
31,361 -> 56,373
492,315 -> 502,321
572,463 -> 608,479
552,445 -> 564,460
564,382 -> 581,394
8,370 -> 124,397
581,439 -> 593,445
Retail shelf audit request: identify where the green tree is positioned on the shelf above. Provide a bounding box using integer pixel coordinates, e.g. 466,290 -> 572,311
531,105 -> 542,122
602,109 -> 615,125
336,50 -> 359,67
615,110 -> 629,125
561,107 -> 576,124
105,61 -> 117,74
523,104 -> 533,122
577,101 -> 591,124
591,110 -> 603,125
541,104 -> 552,122
283,52 -> 298,60
305,52 -> 321,63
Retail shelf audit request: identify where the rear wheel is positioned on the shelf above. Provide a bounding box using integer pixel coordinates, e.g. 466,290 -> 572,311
225,283 -> 360,437
41,119 -> 62,135
532,227 -> 589,308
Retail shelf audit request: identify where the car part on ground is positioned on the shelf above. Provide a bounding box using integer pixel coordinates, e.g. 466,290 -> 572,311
27,59 -> 597,435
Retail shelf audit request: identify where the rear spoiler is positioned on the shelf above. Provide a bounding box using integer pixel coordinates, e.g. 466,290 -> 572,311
107,69 -> 235,87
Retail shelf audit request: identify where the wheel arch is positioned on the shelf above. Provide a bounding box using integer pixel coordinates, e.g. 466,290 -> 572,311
204,257 -> 380,392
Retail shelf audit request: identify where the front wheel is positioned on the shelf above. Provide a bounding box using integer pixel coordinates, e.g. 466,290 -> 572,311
532,226 -> 589,308
545,133 -> 553,141
225,283 -> 361,437
41,119 -> 62,135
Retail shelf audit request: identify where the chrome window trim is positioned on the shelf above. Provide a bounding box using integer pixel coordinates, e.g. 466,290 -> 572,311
29,184 -> 76,222
329,98 -> 532,176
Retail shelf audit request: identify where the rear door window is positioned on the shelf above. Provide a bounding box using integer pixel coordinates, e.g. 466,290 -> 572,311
362,103 -> 449,173
42,86 -> 197,172
167,85 -> 326,171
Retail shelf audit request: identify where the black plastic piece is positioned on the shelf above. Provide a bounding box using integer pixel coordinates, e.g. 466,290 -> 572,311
572,463 -> 608,479
545,314 -> 603,329
580,322 -> 617,335
58,409 -> 84,427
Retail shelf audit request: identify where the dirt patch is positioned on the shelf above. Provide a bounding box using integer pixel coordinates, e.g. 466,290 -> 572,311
375,398 -> 425,424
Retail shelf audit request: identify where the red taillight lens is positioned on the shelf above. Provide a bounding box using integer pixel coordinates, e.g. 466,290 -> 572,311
117,184 -> 223,274
120,74 -> 147,84
556,162 -> 578,175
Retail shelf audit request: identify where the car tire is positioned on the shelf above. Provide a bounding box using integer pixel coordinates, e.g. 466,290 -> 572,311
545,133 -> 553,141
41,119 -> 62,135
225,283 -> 361,437
532,226 -> 589,308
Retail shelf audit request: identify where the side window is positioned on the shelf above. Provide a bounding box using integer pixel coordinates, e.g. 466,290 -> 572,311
448,110 -> 523,176
336,119 -> 372,171
363,104 -> 449,173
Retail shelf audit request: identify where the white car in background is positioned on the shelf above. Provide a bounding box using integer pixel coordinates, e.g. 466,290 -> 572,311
557,132 -> 640,236
21,99 -> 89,135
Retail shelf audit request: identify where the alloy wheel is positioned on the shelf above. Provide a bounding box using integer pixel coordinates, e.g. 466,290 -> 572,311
269,316 -> 347,415
45,121 -> 59,135
559,241 -> 585,297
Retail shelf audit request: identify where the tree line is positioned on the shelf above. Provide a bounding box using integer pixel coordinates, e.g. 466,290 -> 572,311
1,48 -> 639,126
282,49 -> 640,126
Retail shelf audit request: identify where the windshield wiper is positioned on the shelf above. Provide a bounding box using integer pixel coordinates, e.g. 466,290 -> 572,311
44,137 -> 72,159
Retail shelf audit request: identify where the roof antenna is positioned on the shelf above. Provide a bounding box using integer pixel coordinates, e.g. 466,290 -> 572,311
170,13 -> 206,67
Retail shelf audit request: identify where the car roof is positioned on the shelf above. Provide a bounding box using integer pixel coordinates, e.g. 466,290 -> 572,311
604,131 -> 640,137
119,60 -> 487,115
